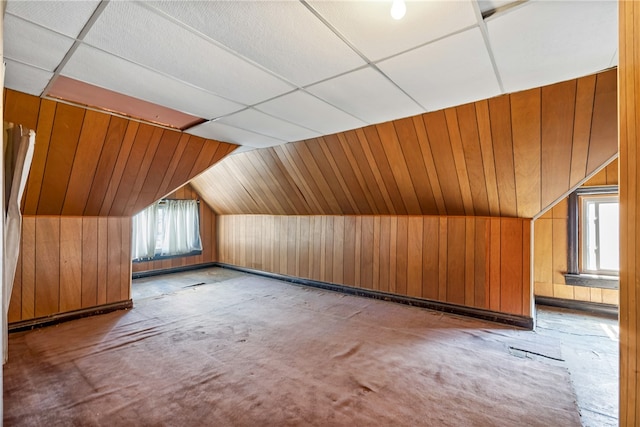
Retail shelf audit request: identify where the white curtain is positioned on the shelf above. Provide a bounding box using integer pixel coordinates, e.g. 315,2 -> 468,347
131,202 -> 159,260
159,200 -> 202,256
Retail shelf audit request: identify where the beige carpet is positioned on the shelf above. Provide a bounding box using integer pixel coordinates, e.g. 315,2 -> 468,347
5,270 -> 581,426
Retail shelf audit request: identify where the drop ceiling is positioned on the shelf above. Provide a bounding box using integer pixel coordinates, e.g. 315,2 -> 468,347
4,0 -> 618,149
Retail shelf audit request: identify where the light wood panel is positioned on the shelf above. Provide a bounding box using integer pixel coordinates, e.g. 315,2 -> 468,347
3,90 -> 237,217
8,216 -> 130,323
131,184 -> 218,274
217,215 -> 532,317
533,161 -> 620,305
195,70 -> 617,219
619,2 -> 640,424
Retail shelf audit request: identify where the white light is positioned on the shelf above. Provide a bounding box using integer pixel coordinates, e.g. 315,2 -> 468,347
390,0 -> 406,20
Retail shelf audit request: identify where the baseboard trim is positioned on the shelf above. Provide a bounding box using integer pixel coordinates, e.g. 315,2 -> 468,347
8,300 -> 133,333
535,296 -> 618,318
132,262 -> 218,279
215,263 -> 533,330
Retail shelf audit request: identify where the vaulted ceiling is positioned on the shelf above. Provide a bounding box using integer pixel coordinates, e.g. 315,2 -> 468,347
4,0 -> 618,150
192,69 -> 618,218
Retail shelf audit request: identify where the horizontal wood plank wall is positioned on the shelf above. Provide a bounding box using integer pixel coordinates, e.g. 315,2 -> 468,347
218,215 -> 532,317
8,216 -> 131,323
2,89 -> 237,217
132,184 -> 217,273
193,69 -> 617,219
533,160 -> 619,305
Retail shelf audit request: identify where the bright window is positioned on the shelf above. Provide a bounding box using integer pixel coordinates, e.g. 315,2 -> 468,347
132,199 -> 202,261
580,195 -> 619,275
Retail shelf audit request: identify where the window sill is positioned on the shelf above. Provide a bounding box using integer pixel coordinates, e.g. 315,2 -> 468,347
132,250 -> 202,263
564,273 -> 619,289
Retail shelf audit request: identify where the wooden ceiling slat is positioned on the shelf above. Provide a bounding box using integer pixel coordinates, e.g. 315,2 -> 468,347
296,142 -> 343,214
247,151 -> 301,215
569,74 -> 597,188
444,108 -> 474,216
309,137 -> 359,214
423,111 -> 464,215
62,110 -> 111,215
271,145 -> 321,213
393,117 -> 438,215
261,148 -> 311,214
23,99 -> 56,215
108,123 -> 156,216
411,116 -> 447,215
38,103 -> 86,215
166,136 -> 205,193
488,95 -> 518,217
363,126 -> 408,214
99,121 -> 140,216
131,130 -> 182,214
83,116 -> 129,216
239,153 -> 287,214
587,70 -> 618,175
123,127 -> 164,215
455,103 -> 490,216
474,100 -> 501,216
319,135 -> 365,214
154,133 -> 190,201
375,122 -> 421,214
511,88 -> 542,218
282,143 -> 335,214
339,131 -> 386,214
541,79 -> 577,208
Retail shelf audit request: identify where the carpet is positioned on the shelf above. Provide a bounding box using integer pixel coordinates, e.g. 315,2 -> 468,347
4,271 -> 581,426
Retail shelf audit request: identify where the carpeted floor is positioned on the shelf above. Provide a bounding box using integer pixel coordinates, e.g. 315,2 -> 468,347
4,269 -> 581,426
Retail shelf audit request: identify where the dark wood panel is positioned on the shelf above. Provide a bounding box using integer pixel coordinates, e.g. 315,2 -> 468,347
59,217 -> 83,312
34,217 -> 60,317
489,95 -> 517,216
38,104 -> 86,215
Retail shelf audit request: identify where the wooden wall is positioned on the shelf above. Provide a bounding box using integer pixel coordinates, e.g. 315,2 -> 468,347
8,216 -> 130,323
132,184 -> 217,274
218,215 -> 532,317
3,89 -> 237,217
194,69 -> 617,219
534,159 -> 619,305
618,2 -> 639,424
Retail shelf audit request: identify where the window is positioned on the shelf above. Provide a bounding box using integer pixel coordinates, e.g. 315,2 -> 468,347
565,186 -> 619,289
132,199 -> 202,261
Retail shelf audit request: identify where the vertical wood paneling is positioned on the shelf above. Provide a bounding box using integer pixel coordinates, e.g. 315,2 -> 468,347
35,217 -> 60,317
215,215 -> 531,317
570,75 -> 597,188
541,80 -> 576,208
8,249 -> 22,323
59,217 -> 82,312
21,217 -> 36,320
407,217 -> 423,298
447,217 -> 466,305
422,217 -> 439,300
615,4 -> 635,423
82,217 -> 98,308
489,95 -> 518,216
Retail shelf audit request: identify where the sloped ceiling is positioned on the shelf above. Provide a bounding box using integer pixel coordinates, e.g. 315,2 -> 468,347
192,69 -> 617,218
3,90 -> 237,216
3,0 -> 618,149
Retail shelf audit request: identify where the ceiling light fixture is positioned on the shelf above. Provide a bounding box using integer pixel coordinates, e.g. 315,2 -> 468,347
390,0 -> 406,20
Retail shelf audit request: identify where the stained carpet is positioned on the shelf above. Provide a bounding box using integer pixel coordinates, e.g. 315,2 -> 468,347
4,270 -> 581,426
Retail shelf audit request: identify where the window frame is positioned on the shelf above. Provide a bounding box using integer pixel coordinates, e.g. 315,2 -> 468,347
565,185 -> 619,289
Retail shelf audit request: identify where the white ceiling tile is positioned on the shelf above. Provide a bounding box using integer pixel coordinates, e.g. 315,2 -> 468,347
307,0 -> 478,61
4,59 -> 53,96
186,121 -> 287,149
83,1 -> 293,105
378,27 -> 501,112
61,44 -> 244,119
146,1 -> 365,87
229,146 -> 256,156
219,109 -> 321,143
307,67 -> 424,125
256,90 -> 367,136
4,14 -> 75,72
487,0 -> 618,93
5,0 -> 100,38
